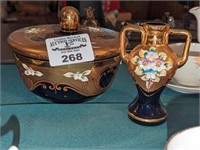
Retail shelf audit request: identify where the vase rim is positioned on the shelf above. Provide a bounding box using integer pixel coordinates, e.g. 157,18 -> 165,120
144,22 -> 168,26
143,22 -> 170,31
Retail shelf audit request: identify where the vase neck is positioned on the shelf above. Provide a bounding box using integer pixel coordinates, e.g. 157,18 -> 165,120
143,22 -> 170,46
136,85 -> 164,104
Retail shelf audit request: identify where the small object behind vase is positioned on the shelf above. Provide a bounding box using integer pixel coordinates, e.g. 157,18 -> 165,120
162,12 -> 175,28
189,6 -> 200,42
82,6 -> 98,27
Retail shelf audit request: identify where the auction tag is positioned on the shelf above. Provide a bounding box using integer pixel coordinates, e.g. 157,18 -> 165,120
45,33 -> 94,67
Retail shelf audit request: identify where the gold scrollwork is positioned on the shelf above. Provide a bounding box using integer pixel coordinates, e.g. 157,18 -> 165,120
48,84 -> 55,91
128,111 -> 167,123
63,86 -> 68,92
81,76 -> 104,96
29,80 -> 88,96
42,84 -> 47,89
92,77 -> 104,91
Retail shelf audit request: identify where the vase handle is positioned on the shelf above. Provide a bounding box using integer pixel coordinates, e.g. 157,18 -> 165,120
119,24 -> 145,64
167,29 -> 192,67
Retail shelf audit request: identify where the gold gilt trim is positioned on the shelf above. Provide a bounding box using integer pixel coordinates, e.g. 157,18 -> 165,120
137,85 -> 162,97
23,77 -> 103,96
14,52 -> 120,69
128,111 -> 167,123
31,80 -> 85,94
8,24 -> 120,61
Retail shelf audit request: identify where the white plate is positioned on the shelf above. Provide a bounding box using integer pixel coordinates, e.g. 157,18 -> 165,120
167,78 -> 200,94
165,126 -> 200,150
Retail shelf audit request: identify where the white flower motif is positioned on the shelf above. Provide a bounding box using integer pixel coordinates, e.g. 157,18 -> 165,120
63,70 -> 91,82
141,69 -> 160,82
88,26 -> 101,32
151,59 -> 166,72
144,71 -> 156,80
134,66 -> 143,75
138,58 -> 151,71
157,70 -> 167,77
165,61 -> 173,70
158,52 -> 167,60
22,63 -> 43,77
132,56 -> 139,65
139,49 -> 147,58
25,27 -> 46,34
145,50 -> 158,62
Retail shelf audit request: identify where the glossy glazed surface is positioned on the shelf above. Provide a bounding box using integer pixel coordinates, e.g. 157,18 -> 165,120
13,52 -> 120,102
119,22 -> 191,125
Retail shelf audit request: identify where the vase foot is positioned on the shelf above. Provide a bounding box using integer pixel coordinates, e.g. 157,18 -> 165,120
128,111 -> 167,126
128,100 -> 167,126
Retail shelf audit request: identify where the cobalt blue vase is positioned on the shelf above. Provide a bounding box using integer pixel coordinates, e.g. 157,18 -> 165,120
128,85 -> 167,126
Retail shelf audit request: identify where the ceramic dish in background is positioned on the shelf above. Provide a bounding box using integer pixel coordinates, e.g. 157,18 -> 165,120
167,78 -> 200,94
165,126 -> 200,150
167,43 -> 200,93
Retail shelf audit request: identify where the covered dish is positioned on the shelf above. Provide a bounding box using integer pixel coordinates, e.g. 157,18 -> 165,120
7,6 -> 120,103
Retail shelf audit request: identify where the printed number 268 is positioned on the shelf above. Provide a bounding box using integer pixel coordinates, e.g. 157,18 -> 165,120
62,53 -> 83,63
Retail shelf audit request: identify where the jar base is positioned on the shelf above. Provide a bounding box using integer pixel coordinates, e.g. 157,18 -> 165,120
32,85 -> 94,103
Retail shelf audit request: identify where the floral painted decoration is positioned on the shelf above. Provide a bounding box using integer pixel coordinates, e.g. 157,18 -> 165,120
63,70 -> 92,82
22,63 -> 43,77
194,57 -> 200,68
132,47 -> 173,89
24,27 -> 46,34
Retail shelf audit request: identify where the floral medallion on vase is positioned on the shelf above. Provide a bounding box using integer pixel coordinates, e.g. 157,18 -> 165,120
132,47 -> 173,90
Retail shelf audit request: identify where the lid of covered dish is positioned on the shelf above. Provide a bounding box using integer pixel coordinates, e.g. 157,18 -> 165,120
7,6 -> 119,61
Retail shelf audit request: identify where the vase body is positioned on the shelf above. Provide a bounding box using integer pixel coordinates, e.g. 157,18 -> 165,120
120,22 -> 191,125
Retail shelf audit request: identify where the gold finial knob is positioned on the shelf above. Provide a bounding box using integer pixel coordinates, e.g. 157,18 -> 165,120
59,6 -> 79,33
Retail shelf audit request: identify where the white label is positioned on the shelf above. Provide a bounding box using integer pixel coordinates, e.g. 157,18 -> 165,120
45,33 -> 95,67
